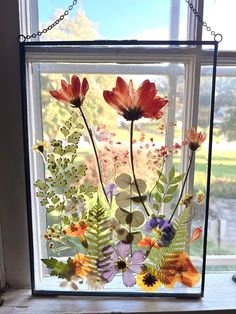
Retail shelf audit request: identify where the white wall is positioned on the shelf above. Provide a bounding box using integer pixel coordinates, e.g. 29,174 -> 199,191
0,0 -> 31,287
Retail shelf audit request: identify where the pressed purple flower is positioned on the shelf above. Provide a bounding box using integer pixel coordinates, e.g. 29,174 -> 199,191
99,241 -> 145,287
105,183 -> 118,203
144,218 -> 176,247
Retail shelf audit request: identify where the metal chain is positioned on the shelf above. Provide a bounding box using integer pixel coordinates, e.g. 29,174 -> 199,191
18,0 -> 78,42
185,0 -> 223,42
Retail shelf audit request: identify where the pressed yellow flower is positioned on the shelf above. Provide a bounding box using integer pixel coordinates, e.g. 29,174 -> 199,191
137,271 -> 162,292
196,191 -> 205,205
179,194 -> 193,207
32,140 -> 48,153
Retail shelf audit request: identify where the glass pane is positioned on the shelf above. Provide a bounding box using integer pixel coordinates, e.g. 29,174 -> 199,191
206,67 -> 236,271
23,43 -> 216,296
203,0 -> 236,50
37,0 -> 187,41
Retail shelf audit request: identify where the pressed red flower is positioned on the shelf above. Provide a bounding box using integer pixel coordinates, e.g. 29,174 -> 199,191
49,75 -> 89,108
185,127 -> 206,151
103,77 -> 168,121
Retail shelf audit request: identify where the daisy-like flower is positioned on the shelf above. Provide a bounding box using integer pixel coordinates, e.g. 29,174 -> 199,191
137,270 -> 161,292
49,75 -> 89,108
162,251 -> 200,288
103,77 -> 168,121
99,241 -> 145,287
144,218 -> 176,247
185,127 -> 206,151
32,140 -> 48,153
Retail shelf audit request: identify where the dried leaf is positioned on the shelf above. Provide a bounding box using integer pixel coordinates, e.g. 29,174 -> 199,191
131,179 -> 147,194
115,173 -> 132,189
115,192 -> 130,208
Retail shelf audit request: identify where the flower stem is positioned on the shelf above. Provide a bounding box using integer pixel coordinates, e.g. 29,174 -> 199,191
130,120 -> 150,217
168,150 -> 194,223
78,107 -> 109,205
148,157 -> 165,202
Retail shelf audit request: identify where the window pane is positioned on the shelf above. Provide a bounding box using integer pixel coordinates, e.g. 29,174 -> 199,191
37,0 -> 187,41
23,43 -> 217,295
203,0 -> 236,50
206,68 -> 236,271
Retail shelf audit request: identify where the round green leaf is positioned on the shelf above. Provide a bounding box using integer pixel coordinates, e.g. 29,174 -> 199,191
131,179 -> 147,194
154,192 -> 162,203
115,207 -> 129,224
115,192 -> 130,208
129,210 -> 145,227
166,185 -> 178,195
115,173 -> 132,189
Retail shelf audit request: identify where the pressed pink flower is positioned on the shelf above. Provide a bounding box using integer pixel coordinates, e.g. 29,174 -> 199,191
103,77 -> 168,121
49,75 -> 89,108
185,127 -> 206,151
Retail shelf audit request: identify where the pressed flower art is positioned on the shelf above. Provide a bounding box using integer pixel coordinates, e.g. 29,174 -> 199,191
33,74 -> 208,294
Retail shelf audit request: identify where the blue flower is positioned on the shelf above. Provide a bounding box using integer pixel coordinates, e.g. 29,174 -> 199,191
144,218 -> 176,247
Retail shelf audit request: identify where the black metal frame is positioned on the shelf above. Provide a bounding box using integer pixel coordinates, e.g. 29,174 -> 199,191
19,40 -> 218,298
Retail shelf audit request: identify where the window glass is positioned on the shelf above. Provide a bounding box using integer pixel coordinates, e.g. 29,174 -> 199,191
206,69 -> 236,270
37,0 -> 188,41
203,0 -> 236,50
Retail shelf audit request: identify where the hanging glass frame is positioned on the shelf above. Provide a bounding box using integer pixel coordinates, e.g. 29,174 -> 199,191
20,40 -> 218,298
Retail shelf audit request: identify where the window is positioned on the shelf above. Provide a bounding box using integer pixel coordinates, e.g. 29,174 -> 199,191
12,1 -> 235,294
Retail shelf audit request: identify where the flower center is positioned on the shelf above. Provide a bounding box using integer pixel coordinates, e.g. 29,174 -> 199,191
143,273 -> 158,287
115,260 -> 127,272
71,98 -> 83,108
122,107 -> 143,121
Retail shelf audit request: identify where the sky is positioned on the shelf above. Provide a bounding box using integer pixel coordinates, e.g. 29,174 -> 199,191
38,0 -> 173,39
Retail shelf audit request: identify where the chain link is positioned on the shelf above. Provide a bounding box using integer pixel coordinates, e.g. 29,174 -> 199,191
185,0 -> 223,42
18,0 -> 78,42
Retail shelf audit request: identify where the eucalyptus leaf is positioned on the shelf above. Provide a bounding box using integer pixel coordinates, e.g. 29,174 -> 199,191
115,207 -> 129,224
131,179 -> 147,194
115,173 -> 132,189
129,210 -> 145,227
115,192 -> 130,208
125,231 -> 143,244
130,195 -> 147,204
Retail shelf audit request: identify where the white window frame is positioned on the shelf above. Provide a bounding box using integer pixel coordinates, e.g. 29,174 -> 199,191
0,0 -> 235,291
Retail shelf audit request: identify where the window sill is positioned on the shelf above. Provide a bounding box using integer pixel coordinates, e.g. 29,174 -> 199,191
1,274 -> 236,313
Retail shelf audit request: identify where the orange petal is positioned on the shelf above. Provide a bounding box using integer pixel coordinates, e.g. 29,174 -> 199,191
190,227 -> 202,245
49,90 -> 70,103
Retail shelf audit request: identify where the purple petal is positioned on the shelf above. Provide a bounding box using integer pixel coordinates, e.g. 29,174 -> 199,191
122,270 -> 136,287
128,250 -> 145,273
102,268 -> 117,282
103,245 -> 118,261
129,250 -> 145,264
117,241 -> 130,259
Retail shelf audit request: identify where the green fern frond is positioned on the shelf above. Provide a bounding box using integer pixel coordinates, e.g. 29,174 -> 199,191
85,199 -> 112,281
148,207 -> 189,284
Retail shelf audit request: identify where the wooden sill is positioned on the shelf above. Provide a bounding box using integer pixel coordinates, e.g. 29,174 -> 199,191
1,274 -> 236,313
